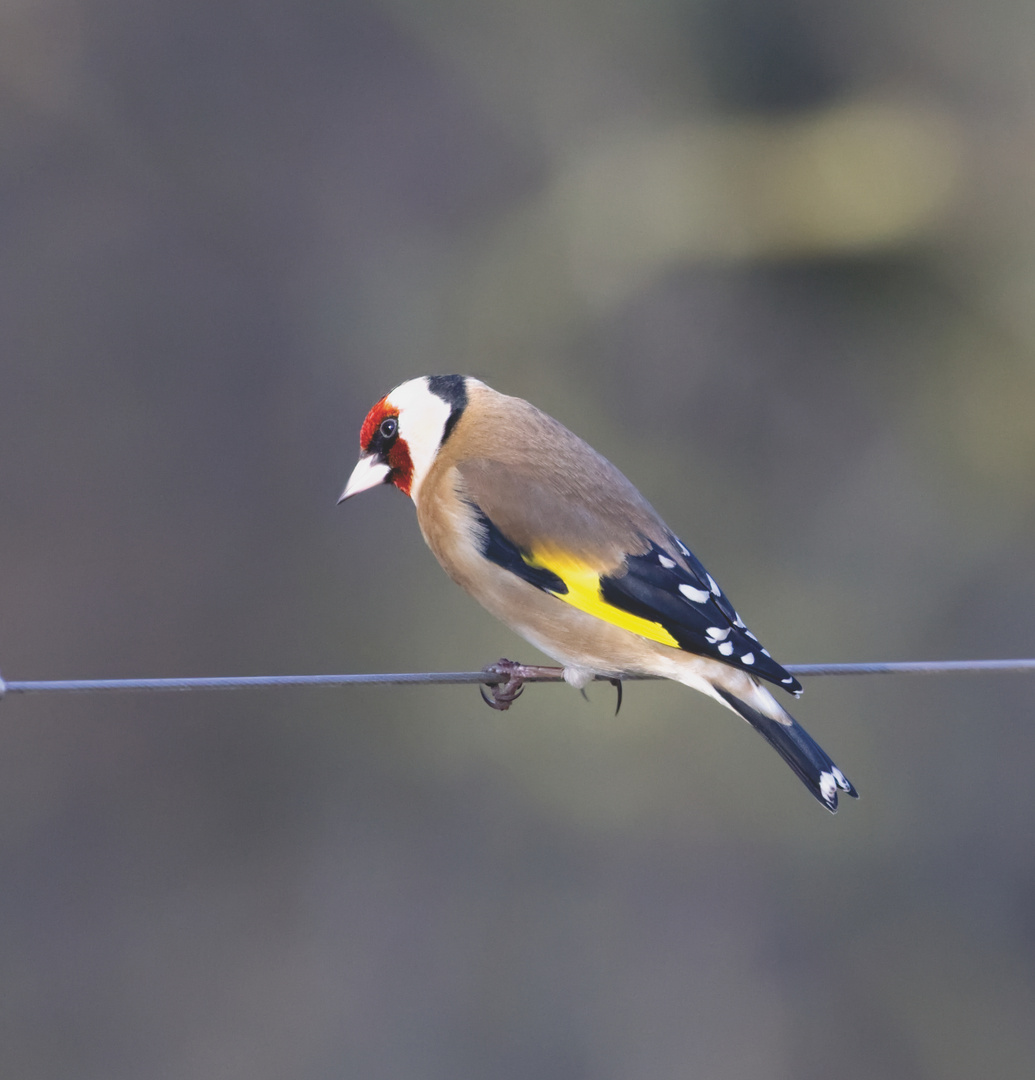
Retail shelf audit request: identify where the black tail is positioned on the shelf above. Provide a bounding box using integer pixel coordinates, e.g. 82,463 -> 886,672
715,687 -> 858,813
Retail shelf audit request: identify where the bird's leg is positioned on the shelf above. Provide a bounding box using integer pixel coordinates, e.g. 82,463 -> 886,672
480,658 -> 527,710
480,658 -> 566,710
479,660 -> 625,714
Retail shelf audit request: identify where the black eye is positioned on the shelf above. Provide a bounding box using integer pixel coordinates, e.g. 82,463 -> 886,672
379,417 -> 398,439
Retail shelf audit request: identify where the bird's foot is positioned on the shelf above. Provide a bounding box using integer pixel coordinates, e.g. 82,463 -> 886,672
479,659 -> 624,714
480,658 -> 528,711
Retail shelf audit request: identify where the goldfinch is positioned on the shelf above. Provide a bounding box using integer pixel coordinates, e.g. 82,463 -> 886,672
340,375 -> 857,813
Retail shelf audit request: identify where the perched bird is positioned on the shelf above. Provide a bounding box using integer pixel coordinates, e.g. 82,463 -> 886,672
340,375 -> 857,812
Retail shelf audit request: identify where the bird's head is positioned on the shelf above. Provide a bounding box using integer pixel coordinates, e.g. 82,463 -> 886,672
339,375 -> 472,504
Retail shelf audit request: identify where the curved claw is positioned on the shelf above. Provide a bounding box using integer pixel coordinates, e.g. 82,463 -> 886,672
480,660 -> 527,711
610,678 -> 623,716
480,681 -> 525,710
479,685 -> 506,711
502,682 -> 525,705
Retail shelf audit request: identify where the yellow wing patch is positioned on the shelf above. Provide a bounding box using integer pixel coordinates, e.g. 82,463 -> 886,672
523,547 -> 680,649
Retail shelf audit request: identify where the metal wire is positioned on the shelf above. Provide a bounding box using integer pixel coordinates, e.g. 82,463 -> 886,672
2,658 -> 1035,698
786,659 -> 1035,676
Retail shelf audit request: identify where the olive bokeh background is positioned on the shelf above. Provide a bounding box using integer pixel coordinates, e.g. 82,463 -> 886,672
3,3 -> 1035,1077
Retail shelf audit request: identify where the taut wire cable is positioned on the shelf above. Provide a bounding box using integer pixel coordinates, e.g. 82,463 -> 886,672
2,658 -> 1035,699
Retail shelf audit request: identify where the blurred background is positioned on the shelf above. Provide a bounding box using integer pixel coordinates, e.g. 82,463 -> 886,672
2,1 -> 1035,1076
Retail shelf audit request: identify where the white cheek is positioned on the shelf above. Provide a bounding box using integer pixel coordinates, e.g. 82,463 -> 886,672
386,379 -> 453,501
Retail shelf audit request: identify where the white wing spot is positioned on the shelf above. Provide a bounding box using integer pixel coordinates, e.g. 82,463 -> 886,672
733,614 -> 746,628
819,771 -> 837,805
741,652 -> 755,665
781,677 -> 794,684
705,626 -> 730,642
676,539 -> 691,557
832,767 -> 849,791
679,583 -> 710,603
761,648 -> 771,658
658,554 -> 676,569
744,629 -> 758,641
718,641 -> 734,656
706,574 -> 721,596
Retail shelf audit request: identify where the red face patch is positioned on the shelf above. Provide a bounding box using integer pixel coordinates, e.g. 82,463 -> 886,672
359,398 -> 392,453
386,438 -> 414,496
358,398 -> 414,496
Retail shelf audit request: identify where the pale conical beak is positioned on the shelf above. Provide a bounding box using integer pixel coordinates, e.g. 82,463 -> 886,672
338,455 -> 392,503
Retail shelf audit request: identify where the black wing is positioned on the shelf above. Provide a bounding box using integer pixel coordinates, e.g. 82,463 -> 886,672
600,536 -> 803,696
